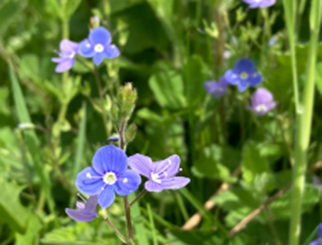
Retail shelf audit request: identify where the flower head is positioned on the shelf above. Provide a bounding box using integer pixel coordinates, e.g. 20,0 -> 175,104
248,88 -> 276,116
224,58 -> 262,92
78,27 -> 120,66
309,223 -> 322,245
65,195 -> 98,222
52,39 -> 78,73
128,154 -> 190,192
204,77 -> 229,98
76,145 -> 141,208
242,0 -> 276,8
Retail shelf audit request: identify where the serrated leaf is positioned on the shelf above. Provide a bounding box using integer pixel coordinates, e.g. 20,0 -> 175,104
0,180 -> 29,233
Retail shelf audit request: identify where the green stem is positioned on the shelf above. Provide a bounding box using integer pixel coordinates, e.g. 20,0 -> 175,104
282,0 -> 300,113
288,1 -> 322,245
147,203 -> 158,245
105,216 -> 127,242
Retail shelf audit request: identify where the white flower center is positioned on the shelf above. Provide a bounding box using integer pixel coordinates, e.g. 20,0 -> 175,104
151,172 -> 162,184
103,172 -> 117,185
94,44 -> 104,53
240,72 -> 249,80
69,52 -> 75,58
255,104 -> 267,112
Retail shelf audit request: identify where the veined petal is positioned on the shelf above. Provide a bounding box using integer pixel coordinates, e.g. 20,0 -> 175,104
89,27 -> 112,45
60,39 -> 78,53
224,70 -> 240,85
114,170 -> 141,196
158,177 -> 190,190
248,72 -> 262,86
84,195 -> 98,212
92,145 -> 127,175
65,208 -> 96,222
98,185 -> 115,208
78,39 -> 95,58
154,155 -> 180,178
55,59 -> 75,73
76,167 -> 104,195
103,45 -> 120,59
128,154 -> 153,178
93,53 -> 104,66
52,57 -> 66,63
145,180 -> 164,192
234,58 -> 255,74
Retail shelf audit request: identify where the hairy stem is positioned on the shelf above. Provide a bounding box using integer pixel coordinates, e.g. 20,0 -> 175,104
105,216 -> 127,242
129,189 -> 147,207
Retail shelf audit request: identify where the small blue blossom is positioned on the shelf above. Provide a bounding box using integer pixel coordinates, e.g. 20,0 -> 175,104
269,36 -> 277,47
224,58 -> 262,92
65,195 -> 98,222
309,223 -> 322,245
76,145 -> 141,208
242,0 -> 276,8
248,88 -> 276,116
52,39 -> 78,73
78,27 -> 120,66
204,77 -> 229,99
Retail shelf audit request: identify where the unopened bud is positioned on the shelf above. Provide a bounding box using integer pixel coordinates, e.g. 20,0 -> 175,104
117,82 -> 137,121
125,123 -> 137,143
90,16 -> 100,29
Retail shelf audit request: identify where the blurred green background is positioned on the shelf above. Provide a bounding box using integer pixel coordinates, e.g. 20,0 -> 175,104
1,0 -> 322,244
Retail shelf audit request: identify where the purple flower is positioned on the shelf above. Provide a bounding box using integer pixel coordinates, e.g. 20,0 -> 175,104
242,0 -> 276,8
248,88 -> 276,116
65,195 -> 98,222
75,145 -> 141,208
224,58 -> 262,92
128,154 -> 190,192
204,77 -> 229,98
52,40 -> 78,73
78,27 -> 120,66
310,224 -> 322,245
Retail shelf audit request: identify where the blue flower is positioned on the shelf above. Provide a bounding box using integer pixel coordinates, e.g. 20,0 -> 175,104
52,39 -> 78,73
224,58 -> 262,92
310,223 -> 322,245
75,145 -> 141,208
204,77 -> 229,98
78,27 -> 120,66
242,0 -> 276,8
65,195 -> 98,222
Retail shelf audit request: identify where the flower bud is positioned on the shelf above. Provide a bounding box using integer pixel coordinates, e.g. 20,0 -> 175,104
117,82 -> 137,121
125,123 -> 137,143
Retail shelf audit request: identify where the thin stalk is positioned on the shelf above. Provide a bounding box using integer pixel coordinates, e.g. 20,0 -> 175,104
105,216 -> 127,242
282,0 -> 300,113
129,189 -> 147,207
288,1 -> 322,245
147,203 -> 158,245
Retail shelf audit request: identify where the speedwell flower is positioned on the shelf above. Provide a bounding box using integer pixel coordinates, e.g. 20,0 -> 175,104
309,223 -> 322,245
204,77 -> 229,99
78,27 -> 120,66
65,195 -> 98,222
242,0 -> 276,8
76,145 -> 141,208
128,154 -> 190,192
52,39 -> 78,73
248,88 -> 276,116
224,58 -> 262,92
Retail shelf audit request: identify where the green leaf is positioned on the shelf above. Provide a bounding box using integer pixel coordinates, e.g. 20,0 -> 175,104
65,0 -> 82,17
9,66 -> 56,218
110,0 -> 144,14
168,229 -> 224,245
301,223 -> 319,245
0,0 -> 22,35
149,70 -> 186,110
242,141 -> 269,184
19,54 -> 39,80
0,179 -> 29,233
15,215 -> 42,245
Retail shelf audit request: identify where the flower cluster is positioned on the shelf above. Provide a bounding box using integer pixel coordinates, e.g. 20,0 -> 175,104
52,27 -> 119,73
66,145 -> 190,222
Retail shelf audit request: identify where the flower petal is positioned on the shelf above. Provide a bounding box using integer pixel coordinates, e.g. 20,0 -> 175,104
78,39 -> 95,58
65,208 -> 97,222
103,45 -> 120,59
60,39 -> 78,53
114,170 -> 141,196
238,81 -> 248,92
154,155 -> 180,178
224,70 -> 240,85
128,154 -> 153,178
92,145 -> 127,175
248,72 -> 262,86
145,180 -> 164,192
98,185 -> 115,208
234,58 -> 255,74
76,167 -> 104,195
84,195 -> 98,212
55,59 -> 75,73
52,57 -> 66,63
89,27 -> 112,45
159,177 -> 190,190
251,88 -> 273,105
93,53 -> 104,66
